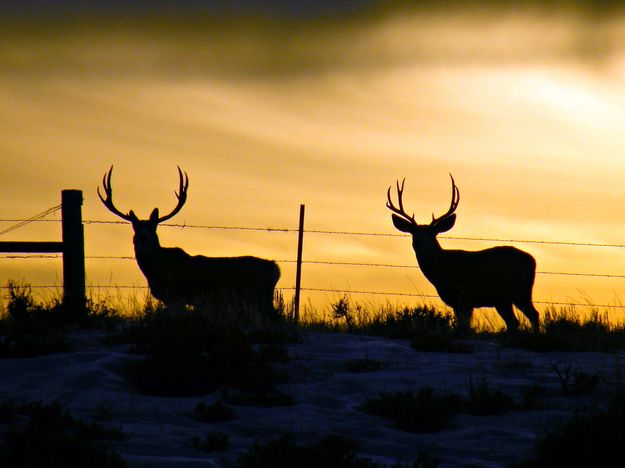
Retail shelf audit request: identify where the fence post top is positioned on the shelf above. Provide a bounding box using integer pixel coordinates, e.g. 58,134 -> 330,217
61,190 -> 83,203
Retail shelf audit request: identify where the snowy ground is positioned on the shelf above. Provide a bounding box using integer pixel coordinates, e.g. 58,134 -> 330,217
1,330 -> 623,467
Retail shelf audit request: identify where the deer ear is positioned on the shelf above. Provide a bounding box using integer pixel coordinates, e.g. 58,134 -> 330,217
391,214 -> 415,233
149,208 -> 160,223
432,214 -> 456,233
128,210 -> 139,224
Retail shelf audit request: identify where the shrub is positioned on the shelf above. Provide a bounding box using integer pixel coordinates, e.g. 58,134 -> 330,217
0,400 -> 125,468
552,363 -> 600,396
465,378 -> 517,415
357,306 -> 473,353
359,388 -> 464,433
360,383 -> 517,433
409,332 -> 474,353
361,306 -> 455,339
345,358 -> 386,373
0,280 -> 126,357
192,431 -> 230,452
194,401 -> 236,423
0,281 -> 68,357
499,313 -> 625,352
120,310 -> 292,400
258,345 -> 290,363
237,434 -> 379,468
520,383 -> 548,410
331,295 -> 359,329
516,402 -> 625,467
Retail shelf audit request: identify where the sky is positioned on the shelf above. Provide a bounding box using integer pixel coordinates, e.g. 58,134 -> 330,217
1,1 -> 625,323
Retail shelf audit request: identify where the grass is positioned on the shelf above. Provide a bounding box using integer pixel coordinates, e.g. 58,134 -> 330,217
5,280 -> 625,358
364,306 -> 474,353
0,280 -> 126,358
359,388 -> 465,433
516,393 -> 625,467
5,282 -> 625,465
307,296 -> 475,353
1,280 -> 296,401
494,310 -> 625,352
236,434 -> 383,468
115,308 -> 293,398
317,295 -> 625,353
0,400 -> 126,468
359,382 -> 517,433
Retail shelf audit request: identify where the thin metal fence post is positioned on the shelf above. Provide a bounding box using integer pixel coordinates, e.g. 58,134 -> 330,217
61,190 -> 86,314
293,204 -> 305,323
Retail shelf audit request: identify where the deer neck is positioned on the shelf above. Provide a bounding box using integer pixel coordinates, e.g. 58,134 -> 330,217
413,239 -> 447,282
133,237 -> 163,270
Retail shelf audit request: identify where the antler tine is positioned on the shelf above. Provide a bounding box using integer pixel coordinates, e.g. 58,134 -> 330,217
448,173 -> 459,214
157,166 -> 189,223
96,166 -> 110,205
97,165 -> 134,222
432,173 -> 460,225
174,165 -> 189,200
386,178 -> 417,224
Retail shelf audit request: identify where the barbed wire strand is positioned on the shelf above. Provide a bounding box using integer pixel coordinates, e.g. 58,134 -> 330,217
2,254 -> 625,280
2,284 -> 623,310
2,218 -> 625,249
2,219 -> 625,310
297,288 -> 625,309
0,205 -> 62,236
145,223 -> 625,249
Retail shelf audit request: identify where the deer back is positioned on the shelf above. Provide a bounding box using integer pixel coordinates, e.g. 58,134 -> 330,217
418,246 -> 536,308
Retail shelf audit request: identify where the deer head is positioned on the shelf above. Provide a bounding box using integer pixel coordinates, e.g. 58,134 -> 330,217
97,166 -> 189,256
386,174 -> 459,253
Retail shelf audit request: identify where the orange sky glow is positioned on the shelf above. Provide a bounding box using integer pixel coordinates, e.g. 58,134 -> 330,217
1,6 -> 625,326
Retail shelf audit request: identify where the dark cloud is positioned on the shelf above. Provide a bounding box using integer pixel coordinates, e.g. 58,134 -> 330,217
0,1 -> 623,79
1,0 -> 623,21
0,1 -> 372,19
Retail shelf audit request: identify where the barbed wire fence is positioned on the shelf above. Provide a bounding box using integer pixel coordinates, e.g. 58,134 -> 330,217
2,211 -> 625,315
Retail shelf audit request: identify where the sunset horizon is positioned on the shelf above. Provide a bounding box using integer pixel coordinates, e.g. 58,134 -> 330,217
2,1 -> 625,326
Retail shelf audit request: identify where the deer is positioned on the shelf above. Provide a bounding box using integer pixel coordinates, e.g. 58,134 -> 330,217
98,166 -> 281,316
386,175 -> 540,333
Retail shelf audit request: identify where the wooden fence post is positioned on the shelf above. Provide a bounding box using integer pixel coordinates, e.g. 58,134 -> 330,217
293,204 -> 305,323
61,190 -> 86,313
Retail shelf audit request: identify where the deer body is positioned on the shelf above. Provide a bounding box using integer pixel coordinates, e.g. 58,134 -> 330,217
417,245 -> 537,315
135,247 -> 280,312
388,176 -> 539,332
99,166 -> 280,315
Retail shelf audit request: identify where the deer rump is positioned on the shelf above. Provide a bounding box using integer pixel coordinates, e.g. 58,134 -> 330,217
419,246 -> 536,309
137,248 -> 281,311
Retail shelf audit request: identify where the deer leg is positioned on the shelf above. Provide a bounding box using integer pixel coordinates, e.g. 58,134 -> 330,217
265,294 -> 278,318
453,307 -> 473,335
516,301 -> 540,332
495,303 -> 519,332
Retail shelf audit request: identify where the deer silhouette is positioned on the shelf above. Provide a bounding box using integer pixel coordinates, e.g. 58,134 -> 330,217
98,166 -> 280,315
387,175 -> 540,332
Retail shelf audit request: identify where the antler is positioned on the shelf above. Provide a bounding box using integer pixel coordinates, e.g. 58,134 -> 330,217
431,174 -> 459,225
155,166 -> 189,223
386,178 -> 417,225
97,165 -> 135,222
